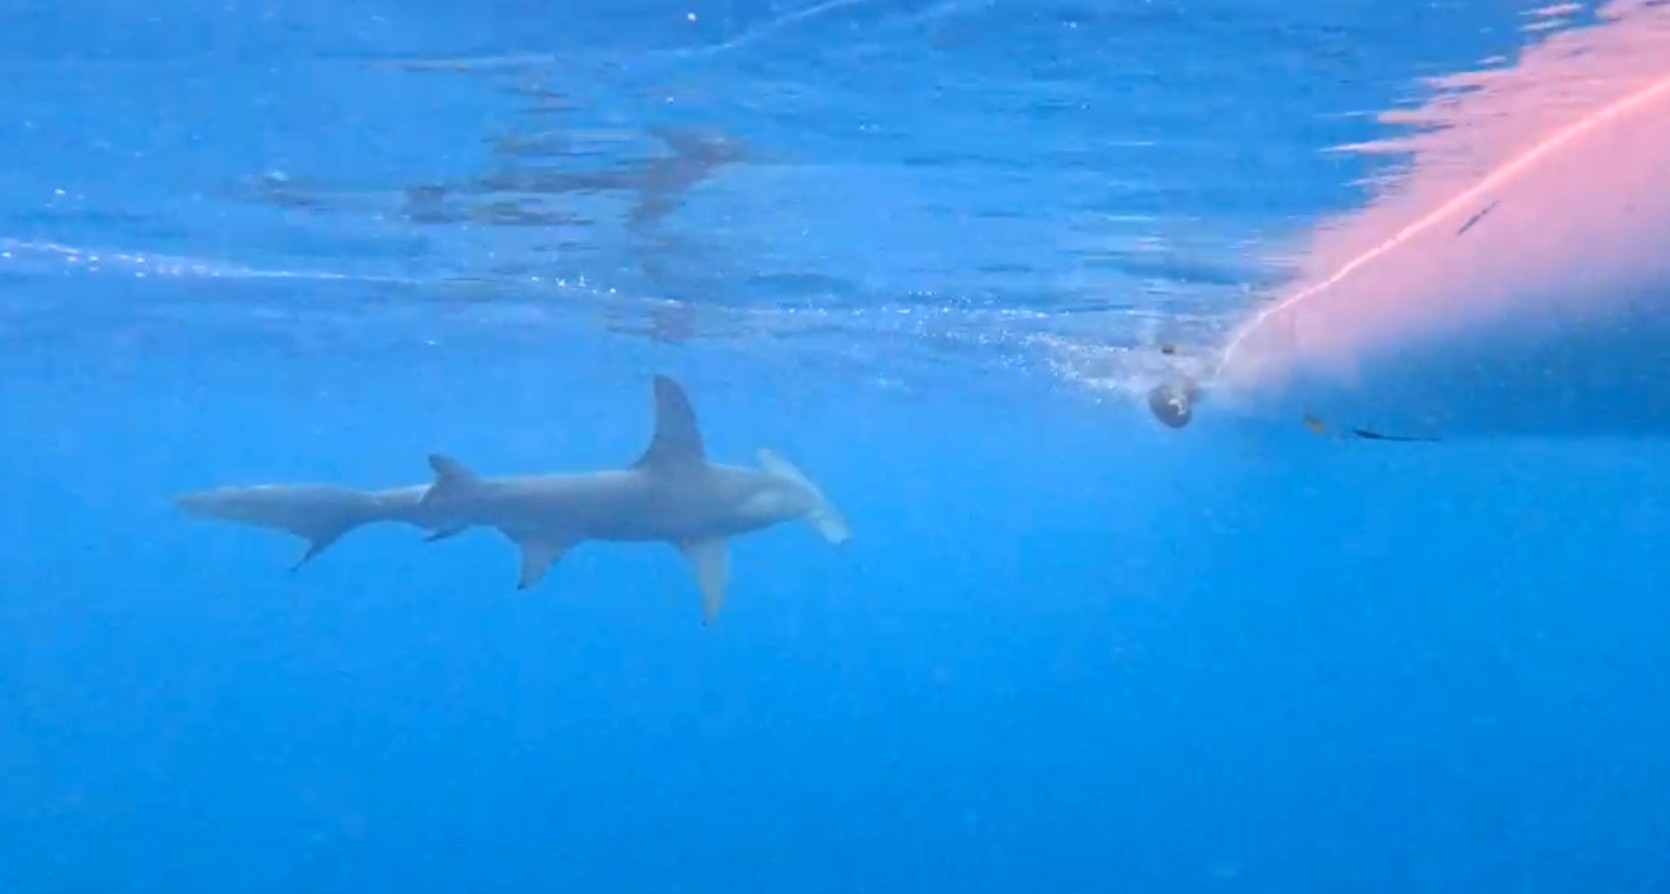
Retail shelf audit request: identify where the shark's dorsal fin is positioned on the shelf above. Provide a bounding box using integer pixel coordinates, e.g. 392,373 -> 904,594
678,537 -> 730,624
633,375 -> 706,471
423,454 -> 480,504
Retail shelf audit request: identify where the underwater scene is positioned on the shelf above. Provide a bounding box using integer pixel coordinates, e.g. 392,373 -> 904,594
3,0 -> 1670,890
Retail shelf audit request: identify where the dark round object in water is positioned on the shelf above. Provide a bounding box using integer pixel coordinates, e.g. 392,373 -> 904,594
1147,378 -> 1198,429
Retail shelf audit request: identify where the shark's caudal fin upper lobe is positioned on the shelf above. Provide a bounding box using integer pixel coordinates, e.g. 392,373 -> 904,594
175,484 -> 405,569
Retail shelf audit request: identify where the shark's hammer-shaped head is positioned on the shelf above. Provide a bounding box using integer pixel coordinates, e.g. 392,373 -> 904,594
743,448 -> 851,545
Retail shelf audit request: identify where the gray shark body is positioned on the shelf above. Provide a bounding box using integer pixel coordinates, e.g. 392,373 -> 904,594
177,375 -> 849,622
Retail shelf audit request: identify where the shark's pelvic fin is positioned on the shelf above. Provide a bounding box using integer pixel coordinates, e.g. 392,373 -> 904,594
633,375 -> 706,471
678,537 -> 730,623
516,536 -> 569,589
757,448 -> 852,545
423,454 -> 481,504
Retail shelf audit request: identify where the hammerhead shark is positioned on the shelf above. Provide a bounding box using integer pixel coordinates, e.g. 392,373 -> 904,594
176,375 -> 850,622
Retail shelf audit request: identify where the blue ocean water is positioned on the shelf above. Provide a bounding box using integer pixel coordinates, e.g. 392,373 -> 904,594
3,0 -> 1669,891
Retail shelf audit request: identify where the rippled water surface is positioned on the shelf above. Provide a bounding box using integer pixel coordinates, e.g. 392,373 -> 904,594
0,0 -> 1604,397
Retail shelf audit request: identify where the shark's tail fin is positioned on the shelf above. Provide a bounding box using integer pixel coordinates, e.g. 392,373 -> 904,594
756,449 -> 851,545
176,484 -> 398,569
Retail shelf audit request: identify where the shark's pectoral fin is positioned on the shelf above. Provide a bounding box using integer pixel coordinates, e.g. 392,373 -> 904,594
677,538 -> 730,624
516,536 -> 570,590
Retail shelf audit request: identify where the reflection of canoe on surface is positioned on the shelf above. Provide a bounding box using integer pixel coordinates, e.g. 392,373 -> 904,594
1200,1 -> 1670,439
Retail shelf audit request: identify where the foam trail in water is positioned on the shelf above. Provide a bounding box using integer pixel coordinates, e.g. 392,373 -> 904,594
675,0 -> 973,60
0,236 -> 423,284
1208,0 -> 1670,436
682,0 -> 875,57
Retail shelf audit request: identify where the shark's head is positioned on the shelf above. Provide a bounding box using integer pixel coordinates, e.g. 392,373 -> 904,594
743,449 -> 851,545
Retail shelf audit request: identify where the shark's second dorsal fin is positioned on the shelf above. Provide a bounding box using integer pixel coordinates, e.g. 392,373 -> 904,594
632,375 -> 706,471
422,453 -> 481,505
